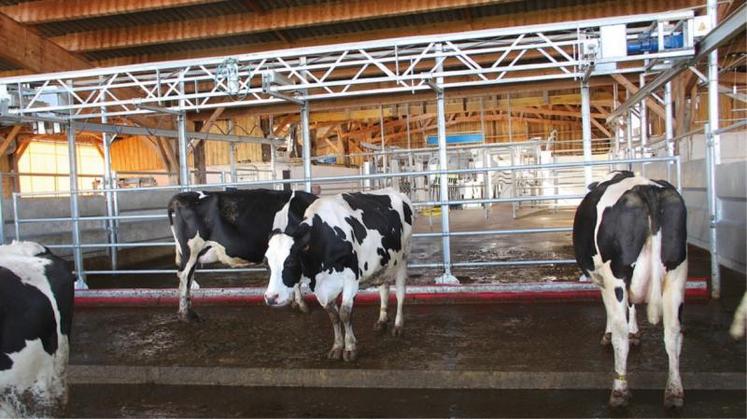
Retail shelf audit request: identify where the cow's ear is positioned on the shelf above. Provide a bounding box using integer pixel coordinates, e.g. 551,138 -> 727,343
292,223 -> 312,251
587,181 -> 599,191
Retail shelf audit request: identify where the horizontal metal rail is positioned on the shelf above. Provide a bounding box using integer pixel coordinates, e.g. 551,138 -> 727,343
11,155 -> 679,198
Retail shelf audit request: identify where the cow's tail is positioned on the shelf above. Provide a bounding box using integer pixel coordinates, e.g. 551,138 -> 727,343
646,231 -> 664,325
167,197 -> 183,266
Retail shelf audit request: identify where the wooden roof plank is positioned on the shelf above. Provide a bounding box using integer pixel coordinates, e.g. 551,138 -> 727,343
1,0 -> 225,24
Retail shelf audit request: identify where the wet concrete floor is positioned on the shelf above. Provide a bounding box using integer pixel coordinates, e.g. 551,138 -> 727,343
67,271 -> 746,417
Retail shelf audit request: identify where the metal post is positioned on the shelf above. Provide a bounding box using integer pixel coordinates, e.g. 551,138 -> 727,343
664,82 -> 674,181
12,192 -> 20,241
177,77 -> 189,190
580,81 -> 593,185
480,97 -> 492,219
704,123 -> 720,299
101,107 -> 117,270
228,120 -> 237,183
67,124 -> 87,289
707,0 -> 721,165
434,43 -> 457,284
301,100 -> 312,193
639,73 -> 648,177
380,105 -> 387,185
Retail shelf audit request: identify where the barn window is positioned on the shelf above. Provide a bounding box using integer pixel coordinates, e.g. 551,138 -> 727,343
18,141 -> 104,196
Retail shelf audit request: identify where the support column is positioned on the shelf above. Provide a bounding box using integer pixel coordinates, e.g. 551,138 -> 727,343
664,82 -> 674,181
101,107 -> 117,270
301,101 -> 312,193
705,123 -> 720,298
67,125 -> 87,289
177,78 -> 189,190
434,43 -> 457,284
706,0 -> 721,296
580,81 -> 593,185
639,74 -> 648,153
228,119 -> 237,183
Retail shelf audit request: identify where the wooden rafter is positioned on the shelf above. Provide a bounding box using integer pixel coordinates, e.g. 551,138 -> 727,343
52,0 -> 517,52
0,11 -> 89,73
0,0 -> 224,24
0,125 -> 22,156
611,74 -> 666,119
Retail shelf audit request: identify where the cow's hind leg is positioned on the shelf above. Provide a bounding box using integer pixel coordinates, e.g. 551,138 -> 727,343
177,245 -> 201,322
374,283 -> 389,333
628,304 -> 641,346
663,261 -> 687,408
392,264 -> 407,337
324,302 -> 344,360
601,308 -> 612,346
601,276 -> 631,408
340,285 -> 358,362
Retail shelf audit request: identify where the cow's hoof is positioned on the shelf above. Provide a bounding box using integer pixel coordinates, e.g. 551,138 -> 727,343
327,348 -> 343,360
373,320 -> 387,333
600,332 -> 612,346
629,332 -> 641,346
609,389 -> 631,408
178,309 -> 201,323
664,385 -> 684,409
392,325 -> 404,337
291,300 -> 310,314
343,349 -> 358,362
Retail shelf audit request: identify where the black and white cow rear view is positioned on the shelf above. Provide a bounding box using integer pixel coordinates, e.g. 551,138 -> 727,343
573,171 -> 687,408
168,189 -> 317,321
0,241 -> 75,417
264,188 -> 413,362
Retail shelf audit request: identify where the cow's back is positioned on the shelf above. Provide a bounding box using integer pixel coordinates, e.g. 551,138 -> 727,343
168,189 -> 315,263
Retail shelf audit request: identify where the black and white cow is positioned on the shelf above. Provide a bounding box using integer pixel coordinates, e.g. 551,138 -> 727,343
264,188 -> 413,362
0,241 -> 75,417
573,171 -> 688,408
168,189 -> 317,321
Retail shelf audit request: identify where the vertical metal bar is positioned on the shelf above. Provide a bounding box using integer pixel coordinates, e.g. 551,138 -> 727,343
301,100 -> 312,193
707,0 -> 721,166
434,43 -> 457,284
0,174 -> 4,244
380,105 -> 387,185
664,82 -> 674,181
101,105 -> 117,270
704,123 -> 720,299
12,192 -> 20,241
228,119 -> 237,183
639,73 -> 648,177
67,124 -> 87,289
580,81 -> 593,185
613,82 -> 620,157
177,77 -> 189,190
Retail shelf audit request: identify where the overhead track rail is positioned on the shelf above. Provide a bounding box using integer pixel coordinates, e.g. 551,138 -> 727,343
0,10 -> 697,122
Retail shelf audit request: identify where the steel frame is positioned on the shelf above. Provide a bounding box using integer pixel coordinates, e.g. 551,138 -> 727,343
0,10 -> 704,290
606,2 -> 747,299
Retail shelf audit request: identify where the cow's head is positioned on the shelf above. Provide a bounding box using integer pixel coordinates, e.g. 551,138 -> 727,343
264,222 -> 311,307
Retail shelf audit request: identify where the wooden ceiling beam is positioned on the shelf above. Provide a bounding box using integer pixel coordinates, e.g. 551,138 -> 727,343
0,0 -> 224,24
0,125 -> 22,156
53,0 -> 519,52
611,74 -> 666,119
89,0 -> 702,65
0,12 -> 90,73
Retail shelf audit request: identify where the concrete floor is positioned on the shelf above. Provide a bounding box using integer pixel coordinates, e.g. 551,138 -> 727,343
66,265 -> 745,417
67,204 -> 746,417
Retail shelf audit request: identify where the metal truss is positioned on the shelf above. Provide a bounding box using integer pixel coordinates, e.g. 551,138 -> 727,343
0,10 -> 696,121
